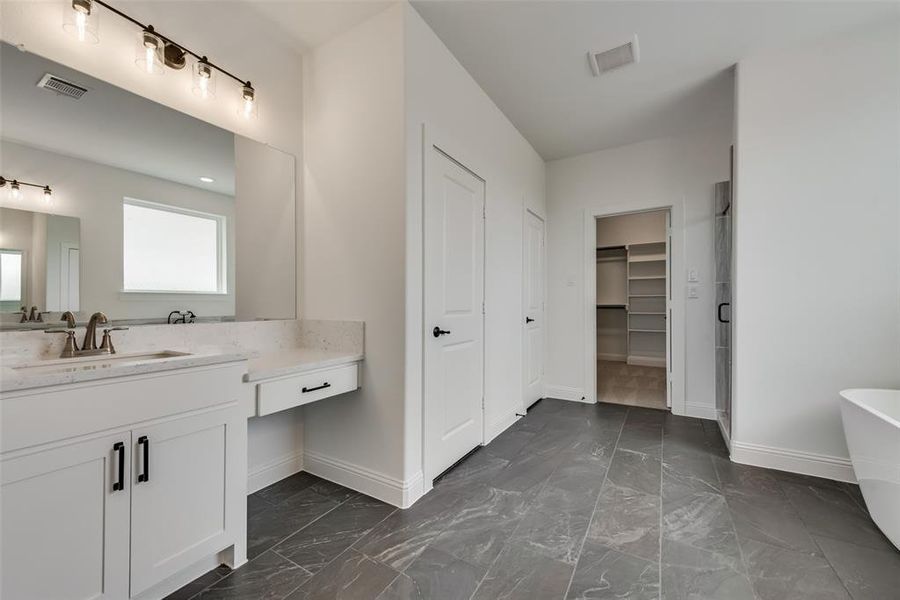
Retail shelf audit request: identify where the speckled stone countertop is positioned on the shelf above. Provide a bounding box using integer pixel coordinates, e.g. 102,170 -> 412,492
0,349 -> 249,394
245,347 -> 364,382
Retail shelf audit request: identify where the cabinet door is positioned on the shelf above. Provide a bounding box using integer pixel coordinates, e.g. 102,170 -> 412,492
1,432 -> 131,600
129,410 -> 232,596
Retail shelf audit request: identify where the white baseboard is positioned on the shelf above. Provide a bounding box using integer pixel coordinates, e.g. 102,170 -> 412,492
627,356 -> 666,368
304,450 -> 425,508
598,352 -> 627,362
730,441 -> 857,484
485,410 -> 520,444
247,451 -> 304,494
684,402 -> 718,421
717,415 -> 732,453
544,384 -> 586,402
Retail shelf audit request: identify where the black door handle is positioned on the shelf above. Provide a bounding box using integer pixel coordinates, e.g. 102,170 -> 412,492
302,382 -> 331,393
433,326 -> 451,338
113,442 -> 125,492
717,302 -> 731,324
137,436 -> 149,483
525,317 -> 535,324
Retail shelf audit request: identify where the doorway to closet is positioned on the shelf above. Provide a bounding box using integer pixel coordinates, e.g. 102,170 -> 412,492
595,210 -> 670,410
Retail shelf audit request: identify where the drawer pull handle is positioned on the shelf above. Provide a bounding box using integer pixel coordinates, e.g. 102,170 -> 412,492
113,442 -> 125,492
302,382 -> 331,394
137,436 -> 149,483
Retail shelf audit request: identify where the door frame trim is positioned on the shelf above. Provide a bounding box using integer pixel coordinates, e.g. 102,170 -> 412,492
420,126 -> 487,488
583,203 -> 686,415
522,207 -> 546,414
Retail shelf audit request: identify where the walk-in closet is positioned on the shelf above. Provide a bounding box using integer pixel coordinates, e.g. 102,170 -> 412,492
595,210 -> 670,410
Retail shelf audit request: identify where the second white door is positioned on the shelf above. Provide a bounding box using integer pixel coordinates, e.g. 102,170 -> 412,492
523,210 -> 544,409
424,146 -> 485,482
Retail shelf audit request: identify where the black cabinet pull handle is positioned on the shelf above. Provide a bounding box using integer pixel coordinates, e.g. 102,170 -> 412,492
302,382 -> 331,394
113,442 -> 125,492
432,326 -> 451,338
137,436 -> 149,483
525,317 -> 534,324
717,302 -> 731,324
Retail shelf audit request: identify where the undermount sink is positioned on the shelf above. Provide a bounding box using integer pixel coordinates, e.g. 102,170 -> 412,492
10,351 -> 192,375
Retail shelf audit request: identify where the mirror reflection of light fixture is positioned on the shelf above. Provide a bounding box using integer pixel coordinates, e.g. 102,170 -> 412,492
60,0 -> 258,120
193,58 -> 216,100
0,176 -> 52,202
135,28 -> 164,76
240,83 -> 258,120
63,0 -> 100,44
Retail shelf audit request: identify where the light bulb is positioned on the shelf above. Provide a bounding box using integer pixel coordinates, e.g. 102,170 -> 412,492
192,59 -> 217,99
239,83 -> 258,120
63,0 -> 99,44
9,181 -> 20,201
135,29 -> 164,76
43,186 -> 53,204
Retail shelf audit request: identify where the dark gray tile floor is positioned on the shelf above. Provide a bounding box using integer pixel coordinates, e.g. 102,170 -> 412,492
168,399 -> 900,600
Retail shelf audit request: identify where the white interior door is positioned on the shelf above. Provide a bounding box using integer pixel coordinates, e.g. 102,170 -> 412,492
60,243 -> 80,311
424,146 -> 485,482
523,210 -> 544,410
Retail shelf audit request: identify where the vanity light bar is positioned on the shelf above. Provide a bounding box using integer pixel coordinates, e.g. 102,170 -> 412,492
63,0 -> 257,119
0,176 -> 52,201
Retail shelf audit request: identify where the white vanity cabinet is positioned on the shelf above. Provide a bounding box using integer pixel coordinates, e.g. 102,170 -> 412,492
1,431 -> 132,600
0,361 -> 248,600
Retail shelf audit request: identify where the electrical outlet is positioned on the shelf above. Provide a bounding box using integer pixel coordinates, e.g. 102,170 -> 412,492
688,286 -> 699,299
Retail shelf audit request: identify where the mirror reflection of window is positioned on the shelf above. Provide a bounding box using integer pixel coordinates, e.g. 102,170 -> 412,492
122,200 -> 226,294
0,250 -> 24,310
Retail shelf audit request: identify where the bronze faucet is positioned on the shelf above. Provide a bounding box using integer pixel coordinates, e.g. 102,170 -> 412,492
83,312 -> 109,351
61,311 -> 77,329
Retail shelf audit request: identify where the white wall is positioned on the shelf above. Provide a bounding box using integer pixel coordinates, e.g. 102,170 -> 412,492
596,211 -> 667,247
0,141 -> 236,320
44,214 -> 79,311
234,136 -> 297,321
301,4 -> 408,502
405,3 -> 547,488
546,127 -> 732,417
732,21 -> 900,480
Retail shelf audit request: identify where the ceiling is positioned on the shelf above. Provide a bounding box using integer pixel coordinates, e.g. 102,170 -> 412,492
412,1 -> 899,160
1,42 -> 236,196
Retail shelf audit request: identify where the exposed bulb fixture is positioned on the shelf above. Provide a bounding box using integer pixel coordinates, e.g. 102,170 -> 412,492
199,176 -> 215,183
240,83 -> 258,120
192,58 -> 216,99
0,176 -> 53,202
63,0 -> 99,44
135,28 -> 164,76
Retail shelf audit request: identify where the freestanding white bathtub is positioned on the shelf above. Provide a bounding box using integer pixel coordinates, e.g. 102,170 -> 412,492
839,388 -> 900,550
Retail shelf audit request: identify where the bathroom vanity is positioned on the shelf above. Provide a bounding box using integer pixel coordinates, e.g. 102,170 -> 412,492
1,354 -> 249,600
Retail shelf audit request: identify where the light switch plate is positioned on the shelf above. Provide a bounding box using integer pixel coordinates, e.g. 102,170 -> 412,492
688,269 -> 699,283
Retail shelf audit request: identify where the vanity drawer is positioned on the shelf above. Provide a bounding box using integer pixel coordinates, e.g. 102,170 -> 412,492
256,363 -> 359,416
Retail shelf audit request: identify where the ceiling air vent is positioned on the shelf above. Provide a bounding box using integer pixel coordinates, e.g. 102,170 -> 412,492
589,35 -> 640,77
36,73 -> 88,99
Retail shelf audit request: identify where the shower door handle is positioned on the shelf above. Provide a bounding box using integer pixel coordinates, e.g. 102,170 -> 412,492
717,303 -> 730,324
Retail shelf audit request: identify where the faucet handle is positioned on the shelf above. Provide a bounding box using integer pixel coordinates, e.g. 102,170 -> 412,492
45,329 -> 79,357
99,327 -> 128,354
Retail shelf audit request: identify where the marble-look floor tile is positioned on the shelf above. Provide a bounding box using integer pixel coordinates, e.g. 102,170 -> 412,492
472,543 -> 575,600
508,485 -> 596,565
781,481 -> 895,552
484,429 -> 537,460
397,547 -> 485,600
430,486 -> 532,567
353,489 -> 464,571
286,549 -> 399,600
197,551 -> 311,600
247,489 -> 343,560
567,540 -> 660,600
722,482 -> 818,554
741,538 -> 851,600
274,494 -> 396,573
432,450 -> 509,496
814,534 -> 900,600
662,453 -> 720,500
661,540 -> 754,600
616,422 -> 663,457
606,449 -> 661,496
256,472 -> 325,506
662,491 -> 742,570
588,481 -> 661,562
163,565 -> 231,600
